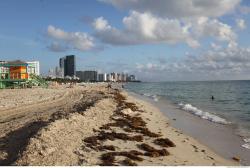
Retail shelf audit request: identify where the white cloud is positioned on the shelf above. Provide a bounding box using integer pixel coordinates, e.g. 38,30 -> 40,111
47,25 -> 95,51
100,0 -> 240,18
93,11 -> 199,48
96,0 -> 239,49
47,42 -> 68,52
93,12 -> 237,48
135,44 -> 250,80
236,18 -> 246,29
92,0 -> 241,50
191,17 -> 236,42
211,43 -> 222,50
92,17 -> 111,31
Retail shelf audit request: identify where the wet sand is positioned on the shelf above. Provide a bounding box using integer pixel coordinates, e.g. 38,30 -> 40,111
130,92 -> 250,165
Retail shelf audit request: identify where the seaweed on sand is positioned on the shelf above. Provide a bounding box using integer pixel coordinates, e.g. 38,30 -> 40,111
153,138 -> 176,148
103,116 -> 161,138
113,92 -> 142,112
97,131 -> 143,142
124,102 -> 139,111
83,136 -> 116,151
137,143 -> 170,157
100,153 -> 117,166
97,145 -> 116,151
114,92 -> 126,106
83,136 -> 99,146
83,131 -> 143,151
121,158 -> 138,166
100,150 -> 144,165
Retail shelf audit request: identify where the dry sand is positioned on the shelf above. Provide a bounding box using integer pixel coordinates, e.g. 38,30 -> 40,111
0,83 -> 239,166
0,87 -> 64,110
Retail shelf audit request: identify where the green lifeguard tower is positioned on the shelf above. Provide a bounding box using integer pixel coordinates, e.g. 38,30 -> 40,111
0,60 -> 29,89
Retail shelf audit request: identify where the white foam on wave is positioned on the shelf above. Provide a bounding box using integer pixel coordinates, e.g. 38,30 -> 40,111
244,138 -> 250,143
143,93 -> 151,97
143,93 -> 159,102
242,143 -> 250,149
178,103 -> 230,124
242,138 -> 250,149
152,95 -> 159,102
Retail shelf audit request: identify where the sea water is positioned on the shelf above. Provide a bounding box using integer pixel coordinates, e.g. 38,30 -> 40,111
125,80 -> 250,149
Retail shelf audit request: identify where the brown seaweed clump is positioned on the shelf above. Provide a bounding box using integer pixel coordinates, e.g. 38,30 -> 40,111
113,91 -> 142,112
103,116 -> 161,138
138,143 -> 170,157
137,127 -> 161,138
125,115 -> 146,127
124,102 -> 139,111
100,150 -> 144,166
99,124 -> 111,130
153,138 -> 176,147
100,153 -> 117,166
84,136 -> 99,146
97,145 -> 116,151
84,131 -> 144,151
122,158 -> 138,166
114,92 -> 126,107
98,131 -> 143,142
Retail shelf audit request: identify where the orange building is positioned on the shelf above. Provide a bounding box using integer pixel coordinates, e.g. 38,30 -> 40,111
1,60 -> 29,89
10,66 -> 28,79
1,60 -> 29,80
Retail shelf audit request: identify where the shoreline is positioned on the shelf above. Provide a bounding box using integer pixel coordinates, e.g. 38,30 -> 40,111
127,90 -> 250,165
0,84 -> 240,165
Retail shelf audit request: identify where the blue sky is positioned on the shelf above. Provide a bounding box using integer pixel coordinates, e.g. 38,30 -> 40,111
1,0 -> 250,81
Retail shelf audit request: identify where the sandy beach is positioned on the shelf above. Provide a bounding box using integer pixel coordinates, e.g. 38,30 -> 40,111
0,83 -> 239,166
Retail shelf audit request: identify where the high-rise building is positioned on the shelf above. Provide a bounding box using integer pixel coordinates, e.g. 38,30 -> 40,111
27,61 -> 40,76
107,74 -> 111,81
65,55 -> 76,77
76,70 -> 97,82
121,73 -> 127,82
59,55 -> 76,77
59,57 -> 65,77
103,73 -> 107,81
117,73 -> 122,81
55,66 -> 64,78
98,74 -> 104,82
98,73 -> 107,82
110,72 -> 116,82
114,73 -> 118,82
76,71 -> 84,81
48,68 -> 55,78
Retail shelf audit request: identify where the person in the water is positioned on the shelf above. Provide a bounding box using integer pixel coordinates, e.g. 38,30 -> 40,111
211,95 -> 214,100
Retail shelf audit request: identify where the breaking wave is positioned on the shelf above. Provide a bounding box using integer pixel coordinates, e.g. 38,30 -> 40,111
178,103 -> 230,124
143,93 -> 159,102
242,138 -> 250,149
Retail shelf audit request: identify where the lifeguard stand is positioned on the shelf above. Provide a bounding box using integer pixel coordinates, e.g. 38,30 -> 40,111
0,60 -> 29,89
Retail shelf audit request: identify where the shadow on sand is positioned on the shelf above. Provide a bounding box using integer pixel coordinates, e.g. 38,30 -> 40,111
0,121 -> 48,165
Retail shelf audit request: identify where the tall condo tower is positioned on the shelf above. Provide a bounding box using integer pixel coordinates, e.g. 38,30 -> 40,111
59,55 -> 76,77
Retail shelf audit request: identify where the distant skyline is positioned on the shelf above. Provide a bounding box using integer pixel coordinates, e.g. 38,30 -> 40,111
1,0 -> 250,81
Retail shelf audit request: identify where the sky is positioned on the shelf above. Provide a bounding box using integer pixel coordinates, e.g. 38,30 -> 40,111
1,0 -> 250,81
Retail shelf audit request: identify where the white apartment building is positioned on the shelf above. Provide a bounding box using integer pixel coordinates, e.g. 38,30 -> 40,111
103,73 -> 107,81
27,61 -> 40,76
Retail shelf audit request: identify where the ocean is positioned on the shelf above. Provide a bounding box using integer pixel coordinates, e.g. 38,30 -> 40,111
125,80 -> 250,150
